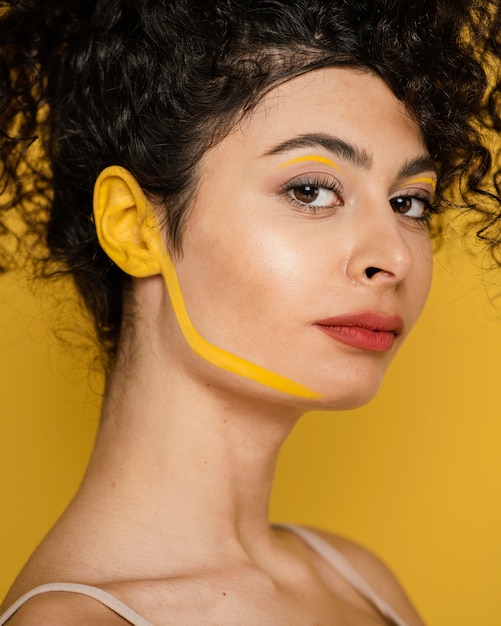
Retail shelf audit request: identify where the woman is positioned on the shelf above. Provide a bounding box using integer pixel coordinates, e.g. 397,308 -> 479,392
0,1 -> 498,624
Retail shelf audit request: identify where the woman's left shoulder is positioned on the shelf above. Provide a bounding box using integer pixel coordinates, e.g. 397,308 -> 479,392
307,527 -> 425,626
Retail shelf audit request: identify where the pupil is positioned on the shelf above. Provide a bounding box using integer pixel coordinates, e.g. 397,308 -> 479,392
296,185 -> 318,203
396,197 -> 411,212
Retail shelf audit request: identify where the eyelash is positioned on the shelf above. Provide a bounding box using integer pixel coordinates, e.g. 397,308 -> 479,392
390,192 -> 440,226
282,174 -> 342,212
282,174 -> 440,225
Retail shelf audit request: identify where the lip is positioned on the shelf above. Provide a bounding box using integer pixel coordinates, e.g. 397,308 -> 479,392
314,311 -> 404,353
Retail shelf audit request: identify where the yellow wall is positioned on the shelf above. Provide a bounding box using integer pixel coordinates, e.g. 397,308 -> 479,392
1,230 -> 501,624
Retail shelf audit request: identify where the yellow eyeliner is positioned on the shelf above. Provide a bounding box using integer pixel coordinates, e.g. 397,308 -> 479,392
407,177 -> 436,189
277,154 -> 343,172
148,223 -> 322,400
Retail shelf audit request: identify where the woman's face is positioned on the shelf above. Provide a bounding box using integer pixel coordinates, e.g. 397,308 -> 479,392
162,68 -> 434,409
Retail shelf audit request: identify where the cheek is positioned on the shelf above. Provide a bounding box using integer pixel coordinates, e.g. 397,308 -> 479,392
408,236 -> 434,322
420,237 -> 434,294
175,218 -> 316,346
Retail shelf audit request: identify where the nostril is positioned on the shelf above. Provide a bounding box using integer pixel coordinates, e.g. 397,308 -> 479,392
365,266 -> 382,279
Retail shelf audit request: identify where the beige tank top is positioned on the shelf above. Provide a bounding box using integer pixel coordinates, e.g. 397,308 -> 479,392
0,525 -> 410,626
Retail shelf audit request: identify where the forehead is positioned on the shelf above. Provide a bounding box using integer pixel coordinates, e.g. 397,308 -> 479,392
222,67 -> 428,168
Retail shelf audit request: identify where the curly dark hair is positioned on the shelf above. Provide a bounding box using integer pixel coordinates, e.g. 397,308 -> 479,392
465,1 -> 501,259
0,0 -> 499,364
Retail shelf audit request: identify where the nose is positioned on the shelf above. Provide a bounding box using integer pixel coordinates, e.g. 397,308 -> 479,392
344,204 -> 415,287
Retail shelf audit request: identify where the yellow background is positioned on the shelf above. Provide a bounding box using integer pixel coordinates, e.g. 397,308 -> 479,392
1,229 -> 501,624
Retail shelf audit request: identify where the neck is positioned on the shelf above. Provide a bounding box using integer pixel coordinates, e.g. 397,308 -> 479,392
68,332 -> 304,579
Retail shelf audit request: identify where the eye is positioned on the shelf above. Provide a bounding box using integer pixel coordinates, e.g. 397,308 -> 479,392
390,194 -> 432,220
283,174 -> 343,212
289,185 -> 336,206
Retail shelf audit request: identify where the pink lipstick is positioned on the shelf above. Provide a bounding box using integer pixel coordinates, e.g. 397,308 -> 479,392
315,312 -> 403,353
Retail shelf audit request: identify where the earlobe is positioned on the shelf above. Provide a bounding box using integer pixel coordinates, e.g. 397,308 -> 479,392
93,165 -> 162,277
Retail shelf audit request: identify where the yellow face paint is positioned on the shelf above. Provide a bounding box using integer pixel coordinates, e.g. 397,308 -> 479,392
147,216 -> 322,400
277,154 -> 343,172
407,177 -> 437,189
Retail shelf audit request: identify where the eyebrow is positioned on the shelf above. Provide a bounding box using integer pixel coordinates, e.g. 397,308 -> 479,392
265,133 -> 372,169
264,132 -> 437,178
397,156 -> 438,179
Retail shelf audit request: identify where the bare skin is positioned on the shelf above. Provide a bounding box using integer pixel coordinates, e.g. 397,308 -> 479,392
1,68 -> 431,625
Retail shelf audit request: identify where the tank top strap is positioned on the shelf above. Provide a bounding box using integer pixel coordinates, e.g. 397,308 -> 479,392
1,528 -> 410,626
276,524 -> 410,626
0,582 -> 153,626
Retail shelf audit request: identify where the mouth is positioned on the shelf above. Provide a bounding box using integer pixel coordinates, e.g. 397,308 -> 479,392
314,311 -> 404,353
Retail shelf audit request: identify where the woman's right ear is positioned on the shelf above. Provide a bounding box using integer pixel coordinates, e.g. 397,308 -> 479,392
93,166 -> 162,277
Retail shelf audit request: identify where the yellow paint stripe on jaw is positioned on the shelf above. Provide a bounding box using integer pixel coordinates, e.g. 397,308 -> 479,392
407,177 -> 437,189
148,222 -> 322,400
277,155 -> 343,172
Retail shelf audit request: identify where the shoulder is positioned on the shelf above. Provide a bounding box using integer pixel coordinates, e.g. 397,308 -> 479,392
309,527 -> 425,626
2,591 -> 128,625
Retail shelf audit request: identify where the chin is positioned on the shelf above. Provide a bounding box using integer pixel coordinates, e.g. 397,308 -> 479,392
313,377 -> 385,412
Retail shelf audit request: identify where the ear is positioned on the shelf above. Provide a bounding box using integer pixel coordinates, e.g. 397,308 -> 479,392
93,165 -> 162,277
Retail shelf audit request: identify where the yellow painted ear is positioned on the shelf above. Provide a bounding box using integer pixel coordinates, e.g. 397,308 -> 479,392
93,165 -> 162,277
